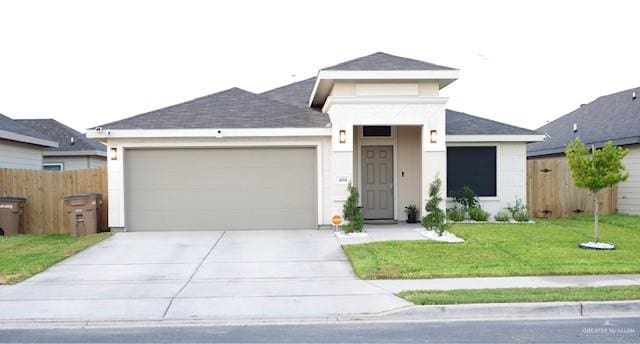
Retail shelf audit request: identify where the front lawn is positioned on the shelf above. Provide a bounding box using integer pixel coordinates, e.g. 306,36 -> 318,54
343,217 -> 640,279
399,286 -> 640,305
0,233 -> 112,284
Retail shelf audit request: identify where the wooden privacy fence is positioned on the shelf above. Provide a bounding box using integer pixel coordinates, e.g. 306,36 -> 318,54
0,167 -> 108,234
527,158 -> 617,218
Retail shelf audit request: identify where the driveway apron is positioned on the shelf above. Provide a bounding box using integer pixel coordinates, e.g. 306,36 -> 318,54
0,230 -> 409,321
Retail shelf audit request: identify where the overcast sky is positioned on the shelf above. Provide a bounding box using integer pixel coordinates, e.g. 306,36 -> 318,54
0,0 -> 638,132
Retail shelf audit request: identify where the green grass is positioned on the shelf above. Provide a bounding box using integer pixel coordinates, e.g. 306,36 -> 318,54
0,233 -> 112,284
343,217 -> 640,279
399,286 -> 640,305
573,213 -> 640,230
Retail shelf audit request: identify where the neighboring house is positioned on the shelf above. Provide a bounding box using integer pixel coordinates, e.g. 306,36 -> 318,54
16,119 -> 107,171
0,114 -> 58,169
528,86 -> 640,215
88,52 -> 543,232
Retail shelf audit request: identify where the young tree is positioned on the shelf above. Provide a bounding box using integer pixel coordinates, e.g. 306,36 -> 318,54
422,176 -> 448,236
565,139 -> 629,242
342,182 -> 364,233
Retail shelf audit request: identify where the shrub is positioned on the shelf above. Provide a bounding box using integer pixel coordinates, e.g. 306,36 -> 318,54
447,207 -> 466,222
494,210 -> 511,222
342,182 -> 364,232
452,186 -> 479,210
506,198 -> 527,218
512,210 -> 530,222
468,207 -> 489,222
422,176 -> 448,236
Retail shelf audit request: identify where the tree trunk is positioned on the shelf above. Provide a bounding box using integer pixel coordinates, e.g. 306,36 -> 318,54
594,192 -> 599,243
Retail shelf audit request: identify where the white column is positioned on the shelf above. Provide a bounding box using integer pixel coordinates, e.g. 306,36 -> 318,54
330,125 -> 354,219
106,143 -> 125,229
421,121 -> 447,215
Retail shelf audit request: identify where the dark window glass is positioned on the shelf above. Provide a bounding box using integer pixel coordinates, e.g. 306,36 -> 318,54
363,126 -> 391,137
447,147 -> 496,197
43,164 -> 62,171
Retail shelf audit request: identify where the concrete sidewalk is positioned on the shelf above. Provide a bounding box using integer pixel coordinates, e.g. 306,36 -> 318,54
368,274 -> 640,293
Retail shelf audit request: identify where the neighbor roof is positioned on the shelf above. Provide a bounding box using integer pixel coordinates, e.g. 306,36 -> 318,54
528,86 -> 640,157
0,113 -> 58,147
261,77 -> 537,136
16,119 -> 106,155
321,52 -> 456,71
96,87 -> 330,130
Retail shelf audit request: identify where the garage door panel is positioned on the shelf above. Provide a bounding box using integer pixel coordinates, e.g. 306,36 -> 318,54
125,148 -> 317,231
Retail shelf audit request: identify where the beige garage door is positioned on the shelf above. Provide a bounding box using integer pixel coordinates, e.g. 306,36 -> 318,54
124,147 -> 317,231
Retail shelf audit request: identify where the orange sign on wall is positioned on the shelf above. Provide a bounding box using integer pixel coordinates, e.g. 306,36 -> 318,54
331,215 -> 343,226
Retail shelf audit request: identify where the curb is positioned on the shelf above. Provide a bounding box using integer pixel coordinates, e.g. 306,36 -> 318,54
0,301 -> 638,329
379,300 -> 640,321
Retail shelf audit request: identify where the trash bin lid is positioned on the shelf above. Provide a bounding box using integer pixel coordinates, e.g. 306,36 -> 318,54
0,196 -> 27,202
64,193 -> 101,200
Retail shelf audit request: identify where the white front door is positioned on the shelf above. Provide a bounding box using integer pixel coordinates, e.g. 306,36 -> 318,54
361,145 -> 394,219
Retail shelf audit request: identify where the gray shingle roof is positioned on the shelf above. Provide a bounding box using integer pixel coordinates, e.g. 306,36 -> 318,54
96,87 -> 330,130
528,86 -> 640,157
0,113 -> 58,147
16,119 -> 106,153
262,78 -> 537,136
260,77 -> 317,108
445,110 -> 538,135
321,52 -> 457,71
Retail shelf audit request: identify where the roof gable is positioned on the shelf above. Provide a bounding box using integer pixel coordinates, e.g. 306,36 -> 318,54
97,87 -> 330,130
528,86 -> 640,156
321,52 -> 456,71
16,119 -> 106,153
0,113 -> 58,147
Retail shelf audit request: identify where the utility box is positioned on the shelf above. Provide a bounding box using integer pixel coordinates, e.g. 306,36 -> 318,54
0,197 -> 27,236
63,193 -> 101,236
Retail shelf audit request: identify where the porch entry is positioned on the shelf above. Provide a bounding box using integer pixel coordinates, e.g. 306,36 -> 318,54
361,145 -> 394,219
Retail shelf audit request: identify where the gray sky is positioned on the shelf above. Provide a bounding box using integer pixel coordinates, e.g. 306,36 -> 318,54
1,0 -> 638,132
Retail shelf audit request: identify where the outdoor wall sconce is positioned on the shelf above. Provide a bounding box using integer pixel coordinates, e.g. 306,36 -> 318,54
339,130 -> 346,144
429,129 -> 438,144
109,147 -> 118,160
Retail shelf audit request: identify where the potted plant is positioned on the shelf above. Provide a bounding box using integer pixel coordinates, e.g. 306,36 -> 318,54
405,204 -> 418,223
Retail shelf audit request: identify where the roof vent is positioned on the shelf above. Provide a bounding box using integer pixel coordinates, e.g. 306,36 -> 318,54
573,123 -> 578,133
70,137 -> 75,145
633,91 -> 637,100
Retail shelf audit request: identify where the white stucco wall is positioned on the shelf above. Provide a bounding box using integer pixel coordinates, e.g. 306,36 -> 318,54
447,142 -> 528,215
618,143 -> 640,214
104,136 -> 332,229
0,139 -> 43,169
326,80 -> 448,220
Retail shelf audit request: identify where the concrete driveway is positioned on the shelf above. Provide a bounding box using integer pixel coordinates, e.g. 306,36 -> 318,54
0,230 -> 409,321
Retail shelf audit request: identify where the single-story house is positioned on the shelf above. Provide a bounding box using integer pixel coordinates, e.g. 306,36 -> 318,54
0,113 -> 58,169
16,119 -> 107,171
88,52 -> 544,232
528,86 -> 640,215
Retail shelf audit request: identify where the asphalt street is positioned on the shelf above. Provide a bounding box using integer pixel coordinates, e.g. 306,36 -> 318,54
0,317 -> 638,343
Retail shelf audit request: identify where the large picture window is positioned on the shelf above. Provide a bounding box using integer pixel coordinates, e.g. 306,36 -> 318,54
447,146 -> 496,197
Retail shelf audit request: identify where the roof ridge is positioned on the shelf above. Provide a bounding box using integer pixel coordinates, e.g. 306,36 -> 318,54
260,77 -> 316,95
93,87 -> 256,129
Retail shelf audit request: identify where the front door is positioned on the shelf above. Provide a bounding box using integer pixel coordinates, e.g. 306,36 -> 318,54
361,146 -> 394,219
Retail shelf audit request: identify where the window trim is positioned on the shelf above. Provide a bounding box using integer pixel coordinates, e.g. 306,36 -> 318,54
446,144 -> 499,200
42,163 -> 64,171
